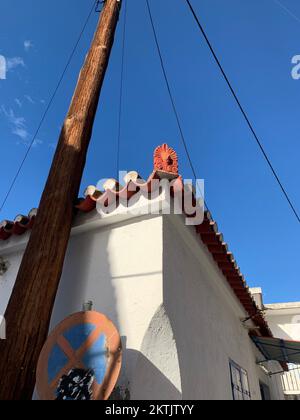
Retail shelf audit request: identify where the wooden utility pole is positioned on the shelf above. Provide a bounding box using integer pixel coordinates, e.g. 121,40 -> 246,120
0,0 -> 121,400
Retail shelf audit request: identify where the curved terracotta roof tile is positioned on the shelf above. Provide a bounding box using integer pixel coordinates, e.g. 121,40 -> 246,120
0,209 -> 37,241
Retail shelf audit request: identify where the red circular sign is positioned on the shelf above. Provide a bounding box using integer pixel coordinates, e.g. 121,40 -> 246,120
36,311 -> 122,400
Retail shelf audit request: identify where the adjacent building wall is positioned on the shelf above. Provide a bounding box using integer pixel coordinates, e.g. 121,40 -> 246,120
265,303 -> 300,398
265,304 -> 300,341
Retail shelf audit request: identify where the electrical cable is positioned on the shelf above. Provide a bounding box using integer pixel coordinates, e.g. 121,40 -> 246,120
185,0 -> 300,224
145,0 -> 211,215
0,0 -> 98,212
116,0 -> 127,178
273,0 -> 300,25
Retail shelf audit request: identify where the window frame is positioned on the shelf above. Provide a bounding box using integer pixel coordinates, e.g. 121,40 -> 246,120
229,360 -> 251,401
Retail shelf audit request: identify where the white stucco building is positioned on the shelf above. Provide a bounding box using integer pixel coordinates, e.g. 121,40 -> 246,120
265,299 -> 300,399
0,145 -> 287,400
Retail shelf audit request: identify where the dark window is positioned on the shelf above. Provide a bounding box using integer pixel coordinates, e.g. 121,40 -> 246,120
229,360 -> 251,400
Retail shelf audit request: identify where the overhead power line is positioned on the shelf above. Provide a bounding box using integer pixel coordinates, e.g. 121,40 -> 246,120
116,0 -> 128,177
0,0 -> 98,213
273,0 -> 300,25
145,0 -> 211,215
185,0 -> 300,224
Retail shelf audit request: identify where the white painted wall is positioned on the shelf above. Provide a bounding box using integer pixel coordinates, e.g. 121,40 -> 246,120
0,247 -> 27,315
130,304 -> 182,400
161,214 -> 284,400
0,214 -> 165,399
0,205 -> 284,400
52,214 -> 165,398
265,306 -> 300,341
265,304 -> 300,396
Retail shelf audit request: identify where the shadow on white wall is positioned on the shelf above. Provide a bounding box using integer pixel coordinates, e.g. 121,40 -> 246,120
130,305 -> 182,400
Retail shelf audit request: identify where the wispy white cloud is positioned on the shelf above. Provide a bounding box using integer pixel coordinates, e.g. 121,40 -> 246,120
24,94 -> 35,104
0,55 -> 6,80
6,57 -> 25,71
12,127 -> 28,140
15,98 -> 22,108
33,138 -> 43,147
1,105 -> 29,142
24,40 -> 34,52
1,105 -> 43,147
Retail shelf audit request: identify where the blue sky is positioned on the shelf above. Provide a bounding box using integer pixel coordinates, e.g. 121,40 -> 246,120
0,0 -> 299,303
